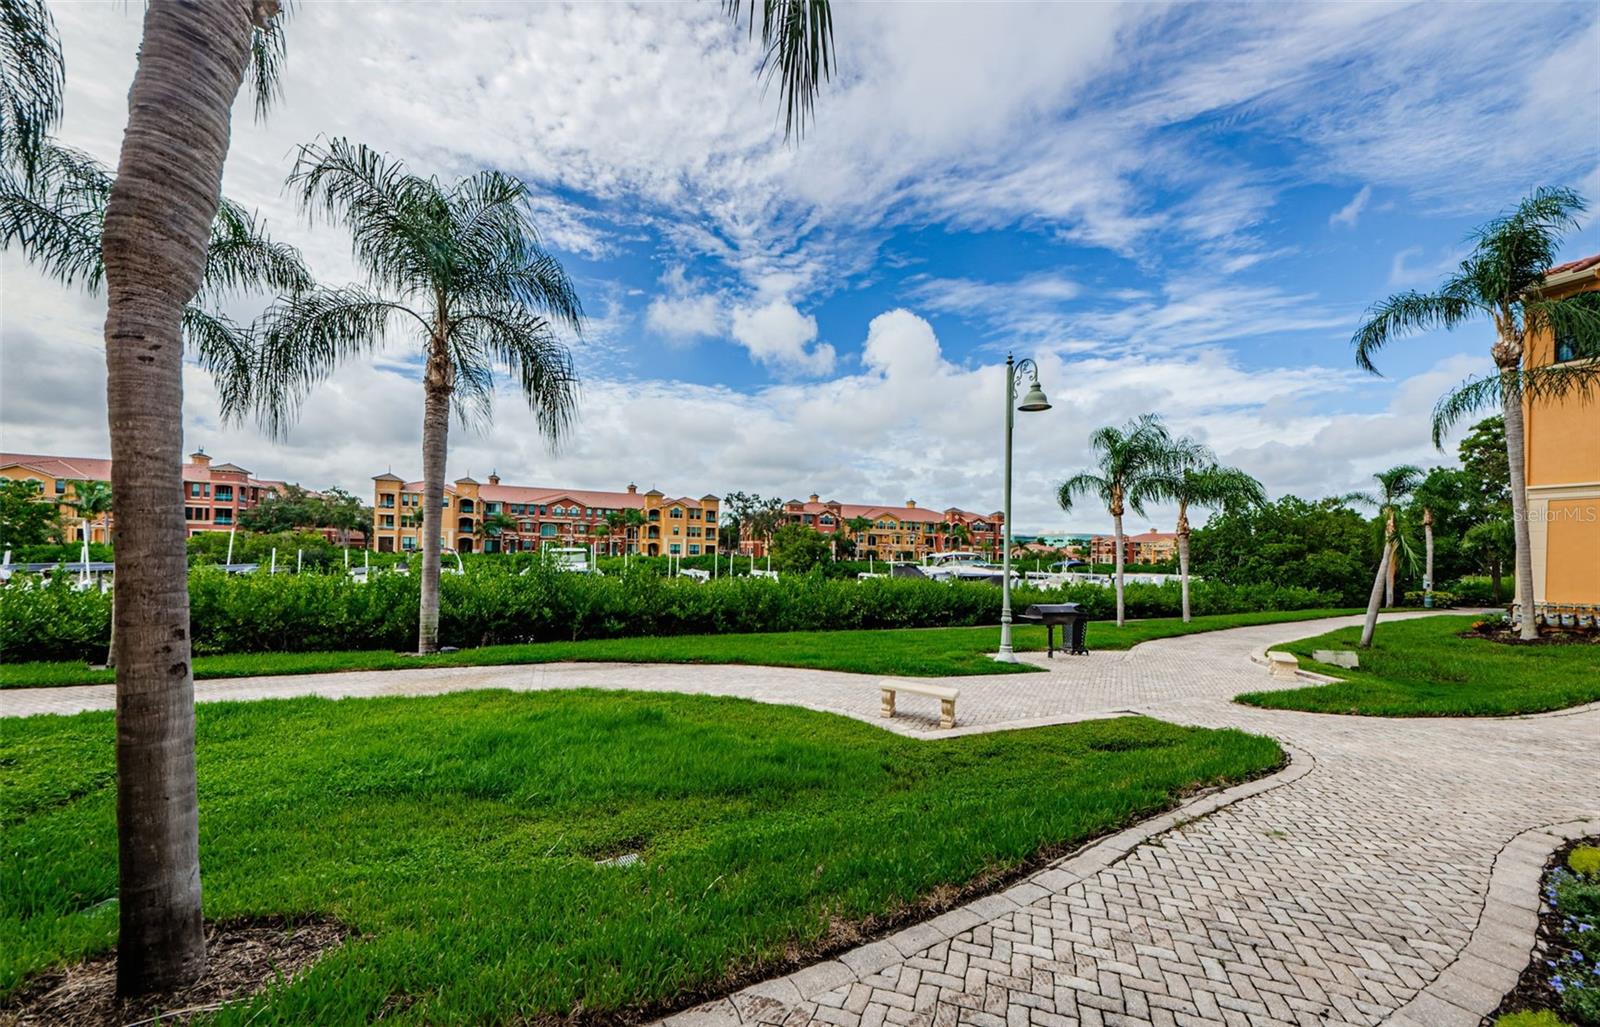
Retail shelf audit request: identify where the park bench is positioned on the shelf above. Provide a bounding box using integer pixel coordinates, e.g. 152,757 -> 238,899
880,680 -> 959,729
1265,651 -> 1299,680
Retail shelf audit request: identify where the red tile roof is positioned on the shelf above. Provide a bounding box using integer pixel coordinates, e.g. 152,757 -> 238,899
0,452 -> 273,485
394,479 -> 714,511
1547,253 -> 1600,277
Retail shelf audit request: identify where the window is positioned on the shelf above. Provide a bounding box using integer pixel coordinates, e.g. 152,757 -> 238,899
689,544 -> 700,555
820,515 -> 834,525
669,507 -> 684,518
382,515 -> 394,527
1555,329 -> 1581,363
688,509 -> 701,520
214,511 -> 232,526
55,479 -> 67,494
669,544 -> 681,555
189,483 -> 202,497
540,524 -> 558,537
215,485 -> 233,501
402,536 -> 416,551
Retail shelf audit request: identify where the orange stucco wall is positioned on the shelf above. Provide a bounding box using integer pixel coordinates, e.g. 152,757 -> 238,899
1523,318 -> 1600,488
1544,498 -> 1600,604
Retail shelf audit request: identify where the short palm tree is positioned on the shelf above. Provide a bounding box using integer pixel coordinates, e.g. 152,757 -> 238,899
1057,414 -> 1173,627
479,511 -> 516,552
1350,465 -> 1423,647
1148,437 -> 1265,623
604,510 -> 627,556
253,139 -> 584,653
67,477 -> 113,544
1353,186 -> 1600,639
847,514 -> 873,556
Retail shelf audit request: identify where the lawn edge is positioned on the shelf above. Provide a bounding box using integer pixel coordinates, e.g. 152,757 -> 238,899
1386,817 -> 1600,1027
0,608 -> 1362,691
657,740 -> 1310,1027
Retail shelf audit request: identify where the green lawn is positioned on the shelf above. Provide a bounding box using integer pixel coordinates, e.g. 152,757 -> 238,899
1237,615 -> 1600,717
1,690 -> 1282,1023
0,608 -> 1356,688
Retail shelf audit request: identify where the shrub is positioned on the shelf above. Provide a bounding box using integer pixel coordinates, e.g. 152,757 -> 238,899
1492,1012 -> 1566,1027
1571,846 -> 1600,877
1401,590 -> 1459,608
1451,576 -> 1504,606
0,565 -> 1338,662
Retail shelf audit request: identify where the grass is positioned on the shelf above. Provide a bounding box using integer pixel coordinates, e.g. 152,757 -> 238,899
0,690 -> 1283,1024
1237,615 -> 1600,717
0,608 -> 1357,688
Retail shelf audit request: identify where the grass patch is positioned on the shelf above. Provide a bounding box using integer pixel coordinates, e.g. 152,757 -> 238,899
1,690 -> 1282,1023
0,608 -> 1356,689
1237,615 -> 1600,717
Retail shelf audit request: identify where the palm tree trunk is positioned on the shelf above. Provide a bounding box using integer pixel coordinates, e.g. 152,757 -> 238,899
1383,510 -> 1397,607
1423,508 -> 1434,605
1502,373 -> 1539,639
417,377 -> 451,653
101,0 -> 256,995
1359,540 -> 1391,647
1112,512 -> 1126,627
1176,503 -> 1191,624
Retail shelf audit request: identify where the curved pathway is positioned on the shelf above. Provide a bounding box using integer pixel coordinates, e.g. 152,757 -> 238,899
5,613 -> 1597,1027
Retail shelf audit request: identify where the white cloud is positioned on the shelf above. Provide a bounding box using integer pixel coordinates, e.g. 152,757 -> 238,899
1330,185 -> 1372,228
729,301 -> 836,376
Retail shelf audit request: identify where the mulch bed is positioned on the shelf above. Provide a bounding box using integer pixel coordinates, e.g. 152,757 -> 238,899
0,915 -> 350,1027
1485,836 -> 1598,1026
1460,623 -> 1599,647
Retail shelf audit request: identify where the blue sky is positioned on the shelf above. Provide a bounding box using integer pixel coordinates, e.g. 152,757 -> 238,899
2,1 -> 1597,531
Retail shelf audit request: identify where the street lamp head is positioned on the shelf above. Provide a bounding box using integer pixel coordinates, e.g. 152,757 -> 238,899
1018,380 -> 1051,412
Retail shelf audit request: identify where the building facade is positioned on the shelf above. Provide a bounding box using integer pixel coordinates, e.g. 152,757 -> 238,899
1522,253 -> 1600,616
1,449 -> 281,541
370,471 -> 720,557
1089,530 -> 1177,565
739,494 -> 1004,561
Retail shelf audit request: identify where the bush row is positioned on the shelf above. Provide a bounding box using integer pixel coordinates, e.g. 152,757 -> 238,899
0,567 -> 1338,662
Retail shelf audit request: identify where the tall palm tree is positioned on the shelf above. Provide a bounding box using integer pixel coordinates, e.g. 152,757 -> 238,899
1058,414 -> 1173,627
1353,187 -> 1600,639
1148,437 -> 1265,623
1350,465 -> 1423,647
93,0 -> 287,997
253,139 -> 585,653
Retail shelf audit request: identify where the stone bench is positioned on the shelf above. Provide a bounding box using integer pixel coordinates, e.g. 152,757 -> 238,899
1265,651 -> 1299,680
880,680 -> 959,729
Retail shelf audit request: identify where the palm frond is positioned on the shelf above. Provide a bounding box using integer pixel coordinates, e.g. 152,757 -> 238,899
252,287 -> 429,438
1352,290 -> 1480,373
0,0 -> 63,181
290,137 -> 438,292
198,199 -> 315,300
247,7 -> 289,123
1526,291 -> 1600,359
1466,185 -> 1586,297
1432,360 -> 1600,447
454,302 -> 579,446
0,141 -> 109,290
723,0 -> 834,141
1056,472 -> 1107,515
183,304 -> 256,422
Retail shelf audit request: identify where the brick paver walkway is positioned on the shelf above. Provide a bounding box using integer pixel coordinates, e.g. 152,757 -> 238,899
4,613 -> 1596,1026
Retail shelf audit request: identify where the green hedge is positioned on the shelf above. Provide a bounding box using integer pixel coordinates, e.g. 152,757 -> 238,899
0,566 -> 1336,662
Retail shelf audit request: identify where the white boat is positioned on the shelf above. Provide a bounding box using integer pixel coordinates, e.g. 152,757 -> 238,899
919,551 -> 1016,584
545,546 -> 596,574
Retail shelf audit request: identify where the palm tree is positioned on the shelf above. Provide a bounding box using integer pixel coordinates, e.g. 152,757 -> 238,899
1353,187 -> 1600,639
1350,465 -> 1423,647
1057,414 -> 1173,627
622,508 -> 646,557
252,140 -> 584,653
67,477 -> 113,544
604,510 -> 628,556
479,511 -> 516,552
1148,438 -> 1265,623
846,514 -> 873,556
88,0 -> 288,996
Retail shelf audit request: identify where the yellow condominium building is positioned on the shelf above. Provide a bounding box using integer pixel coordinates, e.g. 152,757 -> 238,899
371,471 -> 720,557
1522,253 -> 1600,617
